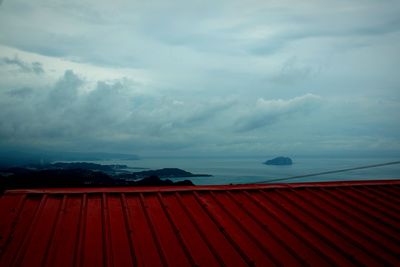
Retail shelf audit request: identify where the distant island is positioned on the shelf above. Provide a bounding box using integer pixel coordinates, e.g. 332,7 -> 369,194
264,157 -> 293,166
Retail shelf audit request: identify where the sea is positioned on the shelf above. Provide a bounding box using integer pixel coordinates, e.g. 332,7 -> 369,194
79,156 -> 400,185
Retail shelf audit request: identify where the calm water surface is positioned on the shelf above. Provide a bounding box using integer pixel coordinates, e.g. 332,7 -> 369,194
85,157 -> 400,185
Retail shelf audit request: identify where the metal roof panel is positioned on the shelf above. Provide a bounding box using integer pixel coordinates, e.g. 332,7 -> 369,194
1,180 -> 399,266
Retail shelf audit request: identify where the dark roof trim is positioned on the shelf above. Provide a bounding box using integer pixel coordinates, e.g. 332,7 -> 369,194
5,179 -> 400,194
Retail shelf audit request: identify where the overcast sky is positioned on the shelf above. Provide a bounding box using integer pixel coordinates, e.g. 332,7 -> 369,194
0,0 -> 399,157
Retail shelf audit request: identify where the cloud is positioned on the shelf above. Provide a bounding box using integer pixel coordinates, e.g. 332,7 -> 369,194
0,70 -> 182,147
234,94 -> 322,132
6,87 -> 33,98
47,70 -> 81,107
0,67 -> 319,151
270,56 -> 316,85
0,1 -> 399,156
0,55 -> 44,74
0,64 -> 398,157
247,3 -> 400,55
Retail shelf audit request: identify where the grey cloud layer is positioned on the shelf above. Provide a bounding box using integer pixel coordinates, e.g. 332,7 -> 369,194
2,1 -> 399,67
235,94 -> 322,132
0,0 -> 399,156
0,70 -> 325,153
1,67 -> 398,156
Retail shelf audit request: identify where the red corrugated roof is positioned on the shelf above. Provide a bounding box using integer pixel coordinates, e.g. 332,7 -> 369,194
0,180 -> 399,267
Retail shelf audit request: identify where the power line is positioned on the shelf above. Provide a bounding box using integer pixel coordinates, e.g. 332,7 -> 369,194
251,160 -> 400,184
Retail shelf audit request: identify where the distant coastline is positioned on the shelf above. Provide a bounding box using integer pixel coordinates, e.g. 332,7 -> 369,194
0,162 -> 213,191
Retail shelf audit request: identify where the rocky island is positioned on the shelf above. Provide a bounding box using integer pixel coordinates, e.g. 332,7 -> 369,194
264,157 -> 293,166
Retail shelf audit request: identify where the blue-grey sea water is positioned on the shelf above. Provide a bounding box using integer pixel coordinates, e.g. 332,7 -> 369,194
83,157 -> 400,185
